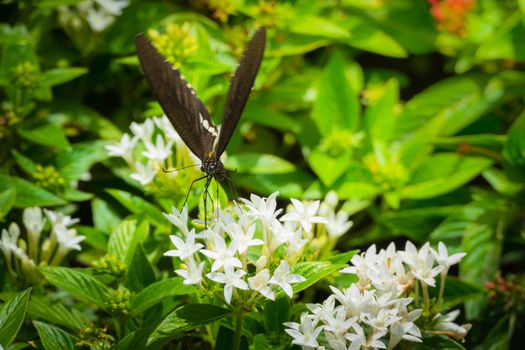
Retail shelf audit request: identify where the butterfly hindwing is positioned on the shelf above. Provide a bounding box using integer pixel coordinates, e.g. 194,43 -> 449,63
215,27 -> 266,157
135,34 -> 216,161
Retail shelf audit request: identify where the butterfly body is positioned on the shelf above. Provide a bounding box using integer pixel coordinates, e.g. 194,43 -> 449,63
135,27 -> 266,202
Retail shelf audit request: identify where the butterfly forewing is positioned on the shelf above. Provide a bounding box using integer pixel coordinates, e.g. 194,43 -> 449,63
215,27 -> 267,157
135,34 -> 216,161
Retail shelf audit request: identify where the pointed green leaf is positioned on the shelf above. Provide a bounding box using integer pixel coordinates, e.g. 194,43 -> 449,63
39,67 -> 87,86
0,288 -> 31,346
126,243 -> 156,292
33,321 -> 78,350
131,278 -> 196,316
0,175 -> 66,207
28,295 -> 89,331
17,122 -> 70,150
108,219 -> 149,267
224,153 -> 296,174
0,188 -> 16,219
147,304 -> 230,345
40,267 -> 111,309
106,189 -> 168,228
312,53 -> 359,136
401,154 -> 493,199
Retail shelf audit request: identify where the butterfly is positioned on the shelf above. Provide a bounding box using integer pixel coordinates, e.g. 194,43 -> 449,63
135,27 -> 266,210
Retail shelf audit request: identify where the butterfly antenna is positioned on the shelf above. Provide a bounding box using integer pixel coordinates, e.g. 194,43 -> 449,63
162,164 -> 201,173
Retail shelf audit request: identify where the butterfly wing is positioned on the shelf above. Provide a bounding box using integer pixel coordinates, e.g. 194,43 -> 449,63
135,34 -> 217,161
215,27 -> 266,157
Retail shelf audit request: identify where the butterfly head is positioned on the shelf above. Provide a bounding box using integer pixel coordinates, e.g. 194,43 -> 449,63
201,157 -> 226,181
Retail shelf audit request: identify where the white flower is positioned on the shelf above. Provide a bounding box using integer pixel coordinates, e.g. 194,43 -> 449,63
324,307 -> 358,338
175,258 -> 204,285
240,192 -> 282,225
226,223 -> 264,254
0,223 -> 21,256
400,242 -> 442,287
105,133 -> 137,163
164,205 -> 190,236
130,119 -> 154,142
130,161 -> 156,185
346,323 -> 386,350
432,242 -> 466,272
433,310 -> 471,341
207,268 -> 249,304
44,209 -> 80,228
248,268 -> 275,300
325,210 -> 353,239
284,313 -> 323,348
269,260 -> 305,298
95,0 -> 128,15
23,207 -> 45,237
142,134 -> 173,162
54,225 -> 85,251
86,7 -> 114,31
280,199 -> 327,233
164,229 -> 203,261
154,115 -> 180,143
201,234 -> 242,272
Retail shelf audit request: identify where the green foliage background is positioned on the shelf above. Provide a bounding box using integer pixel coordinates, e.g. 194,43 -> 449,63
1,0 -> 525,349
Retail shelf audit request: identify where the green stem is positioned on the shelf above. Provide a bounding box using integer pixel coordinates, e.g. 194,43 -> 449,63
232,310 -> 244,350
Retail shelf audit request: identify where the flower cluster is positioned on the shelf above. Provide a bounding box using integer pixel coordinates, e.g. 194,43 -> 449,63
0,207 -> 85,286
106,115 -> 199,189
285,241 -> 469,349
147,22 -> 199,68
59,0 -> 129,32
428,0 -> 476,36
163,191 -> 353,306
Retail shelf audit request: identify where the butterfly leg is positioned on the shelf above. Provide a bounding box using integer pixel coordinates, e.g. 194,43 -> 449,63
183,174 -> 207,208
203,175 -> 213,228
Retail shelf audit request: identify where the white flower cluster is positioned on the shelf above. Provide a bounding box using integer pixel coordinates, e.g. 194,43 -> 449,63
106,115 -> 196,186
0,207 -> 84,284
285,241 -> 468,349
59,0 -> 129,32
163,191 -> 353,305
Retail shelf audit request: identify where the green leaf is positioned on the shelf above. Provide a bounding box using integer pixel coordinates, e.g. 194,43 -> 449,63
326,250 -> 358,265
312,53 -> 359,136
343,17 -> 407,58
309,148 -> 351,187
33,321 -> 78,350
28,295 -> 88,331
40,267 -> 111,309
11,149 -> 36,174
106,189 -> 168,228
476,16 -> 525,61
0,288 -> 31,346
503,111 -> 525,181
39,67 -> 87,87
147,304 -> 230,345
131,278 -> 196,316
0,175 -> 66,207
0,188 -> 16,219
334,163 -> 379,199
224,153 -> 296,174
77,226 -> 108,251
430,277 -> 483,309
107,219 -> 149,268
281,261 -> 345,297
363,79 -> 399,142
54,141 -> 109,182
416,335 -> 466,349
401,154 -> 493,199
117,328 -> 154,350
61,188 -> 93,202
264,298 -> 290,333
92,198 -> 121,234
17,122 -> 70,150
290,15 -> 349,39
126,243 -> 156,292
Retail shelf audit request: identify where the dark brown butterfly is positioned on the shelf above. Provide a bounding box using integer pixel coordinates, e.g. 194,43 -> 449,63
135,27 -> 266,205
